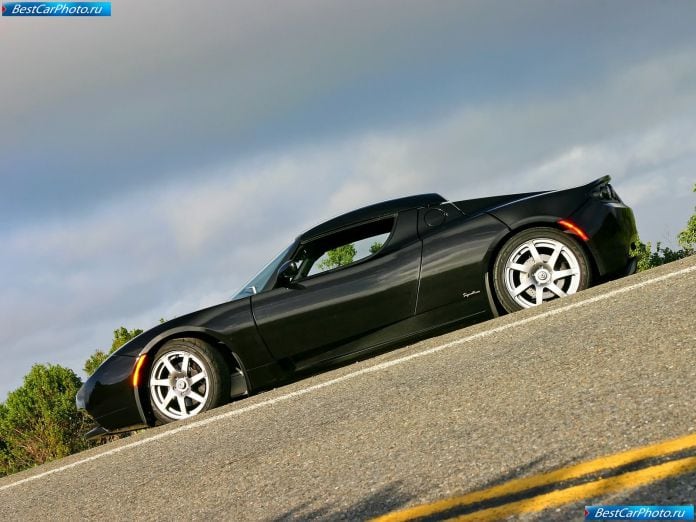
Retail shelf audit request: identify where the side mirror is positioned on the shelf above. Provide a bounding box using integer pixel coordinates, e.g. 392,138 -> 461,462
276,260 -> 299,286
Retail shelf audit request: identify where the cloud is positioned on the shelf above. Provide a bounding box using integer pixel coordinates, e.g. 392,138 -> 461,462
3,1 -> 696,228
321,48 -> 696,223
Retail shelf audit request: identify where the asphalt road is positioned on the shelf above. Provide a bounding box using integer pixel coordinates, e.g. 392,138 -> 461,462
2,257 -> 695,521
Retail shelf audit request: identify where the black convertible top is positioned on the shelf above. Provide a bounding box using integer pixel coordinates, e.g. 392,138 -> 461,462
301,193 -> 445,240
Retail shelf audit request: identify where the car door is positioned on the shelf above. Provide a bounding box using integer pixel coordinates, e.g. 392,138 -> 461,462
416,205 -> 510,317
251,211 -> 421,363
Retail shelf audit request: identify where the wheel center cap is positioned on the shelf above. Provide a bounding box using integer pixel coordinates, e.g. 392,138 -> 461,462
175,379 -> 188,392
535,268 -> 550,283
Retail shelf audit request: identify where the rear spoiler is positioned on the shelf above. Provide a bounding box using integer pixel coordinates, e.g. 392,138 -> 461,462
579,175 -> 611,192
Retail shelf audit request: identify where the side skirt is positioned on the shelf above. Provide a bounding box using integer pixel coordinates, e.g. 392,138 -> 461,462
293,308 -> 489,373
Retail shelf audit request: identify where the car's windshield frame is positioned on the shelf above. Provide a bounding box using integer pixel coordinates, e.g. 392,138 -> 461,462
233,241 -> 296,299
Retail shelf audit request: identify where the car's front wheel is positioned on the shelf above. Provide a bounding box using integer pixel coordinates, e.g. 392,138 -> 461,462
148,338 -> 231,424
492,227 -> 591,313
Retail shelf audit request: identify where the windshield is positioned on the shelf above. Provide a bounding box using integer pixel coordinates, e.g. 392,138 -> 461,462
233,242 -> 295,299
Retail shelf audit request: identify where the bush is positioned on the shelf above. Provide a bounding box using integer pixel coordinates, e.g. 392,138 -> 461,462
0,364 -> 93,477
676,183 -> 696,253
634,241 -> 691,272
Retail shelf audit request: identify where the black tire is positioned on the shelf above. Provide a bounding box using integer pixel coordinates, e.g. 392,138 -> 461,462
148,338 -> 231,424
492,227 -> 591,313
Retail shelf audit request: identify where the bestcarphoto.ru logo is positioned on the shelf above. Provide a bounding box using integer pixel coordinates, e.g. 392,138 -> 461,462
585,505 -> 694,520
2,2 -> 111,16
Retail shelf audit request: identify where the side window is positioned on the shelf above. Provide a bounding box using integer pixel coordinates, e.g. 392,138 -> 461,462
296,217 -> 394,279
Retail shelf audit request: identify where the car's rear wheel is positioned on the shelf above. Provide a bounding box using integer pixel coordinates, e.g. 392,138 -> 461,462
493,227 -> 591,313
148,338 -> 230,424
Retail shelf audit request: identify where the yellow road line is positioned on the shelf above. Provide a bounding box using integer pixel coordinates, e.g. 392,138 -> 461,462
373,433 -> 696,522
451,456 -> 696,521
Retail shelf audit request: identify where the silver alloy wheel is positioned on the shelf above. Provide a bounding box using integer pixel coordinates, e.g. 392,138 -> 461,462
149,350 -> 210,420
503,237 -> 581,309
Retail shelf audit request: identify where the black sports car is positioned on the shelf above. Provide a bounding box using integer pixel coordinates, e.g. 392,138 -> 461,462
76,176 -> 638,437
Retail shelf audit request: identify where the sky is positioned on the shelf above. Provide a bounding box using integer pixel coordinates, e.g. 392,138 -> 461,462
1,0 -> 695,399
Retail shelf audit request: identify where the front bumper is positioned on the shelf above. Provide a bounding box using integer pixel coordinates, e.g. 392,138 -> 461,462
76,354 -> 149,431
624,257 -> 638,277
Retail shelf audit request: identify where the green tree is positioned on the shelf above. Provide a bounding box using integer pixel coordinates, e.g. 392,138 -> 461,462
83,326 -> 143,376
0,364 -> 92,477
369,241 -> 383,254
636,183 -> 695,271
317,243 -> 357,271
677,183 -> 696,253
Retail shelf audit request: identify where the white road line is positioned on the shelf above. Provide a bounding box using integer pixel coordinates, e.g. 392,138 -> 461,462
2,263 -> 695,492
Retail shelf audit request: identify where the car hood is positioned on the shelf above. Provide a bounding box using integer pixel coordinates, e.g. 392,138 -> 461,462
111,296 -> 252,358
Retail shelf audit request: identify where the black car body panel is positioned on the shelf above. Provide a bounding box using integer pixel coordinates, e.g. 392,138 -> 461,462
570,198 -> 638,277
416,211 -> 509,315
75,354 -> 143,429
77,177 -> 639,433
